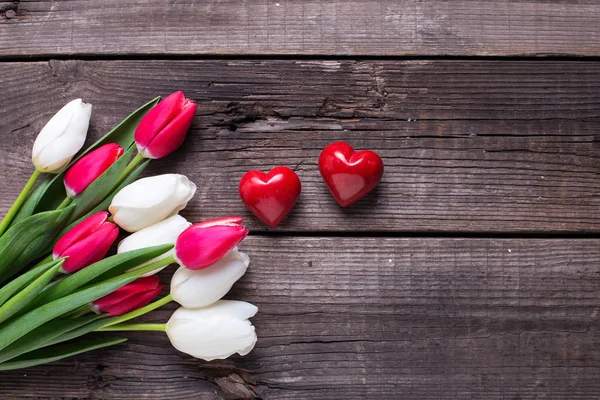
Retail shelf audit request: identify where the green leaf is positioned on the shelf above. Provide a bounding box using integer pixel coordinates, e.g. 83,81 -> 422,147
32,96 -> 161,213
44,316 -> 114,348
0,337 -> 127,371
0,274 -> 135,351
9,177 -> 53,227
0,206 -> 74,283
58,159 -> 150,236
32,244 -> 173,307
0,314 -> 103,363
0,261 -> 62,324
0,259 -> 58,307
68,146 -> 136,222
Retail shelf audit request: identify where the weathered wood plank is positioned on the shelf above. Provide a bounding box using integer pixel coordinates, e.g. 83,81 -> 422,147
1,59 -> 599,233
0,237 -> 598,399
1,1 -> 600,57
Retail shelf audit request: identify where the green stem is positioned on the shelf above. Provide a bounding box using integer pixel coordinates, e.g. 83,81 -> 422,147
116,153 -> 145,186
101,294 -> 173,328
97,323 -> 166,332
0,169 -> 42,236
56,196 -> 73,210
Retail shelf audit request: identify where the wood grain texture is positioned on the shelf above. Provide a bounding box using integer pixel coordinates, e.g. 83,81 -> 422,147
1,1 -> 600,57
0,237 -> 598,399
1,59 -> 599,233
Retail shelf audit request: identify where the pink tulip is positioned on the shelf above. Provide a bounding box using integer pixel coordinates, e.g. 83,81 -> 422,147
92,276 -> 163,317
53,212 -> 119,273
64,143 -> 125,198
134,91 -> 197,159
175,216 -> 248,270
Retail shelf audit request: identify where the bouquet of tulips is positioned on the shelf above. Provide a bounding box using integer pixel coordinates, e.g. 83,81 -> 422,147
0,92 -> 258,370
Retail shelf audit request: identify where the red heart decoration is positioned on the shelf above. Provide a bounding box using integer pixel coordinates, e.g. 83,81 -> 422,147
239,166 -> 302,227
319,141 -> 384,207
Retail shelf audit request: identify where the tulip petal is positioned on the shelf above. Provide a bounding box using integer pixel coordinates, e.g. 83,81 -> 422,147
92,276 -> 162,316
109,174 -> 196,232
171,250 -> 249,308
203,299 -> 258,320
118,215 -> 191,253
140,100 -> 197,159
32,99 -> 92,173
166,300 -> 258,361
53,212 -> 109,259
59,223 -> 119,274
32,99 -> 81,158
93,276 -> 159,309
33,130 -> 87,173
194,216 -> 243,229
102,284 -> 163,317
175,224 -> 248,270
169,318 -> 255,361
64,143 -> 124,198
134,91 -> 185,149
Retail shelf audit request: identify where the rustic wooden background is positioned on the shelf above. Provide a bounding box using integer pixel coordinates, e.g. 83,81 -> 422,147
1,1 -> 600,399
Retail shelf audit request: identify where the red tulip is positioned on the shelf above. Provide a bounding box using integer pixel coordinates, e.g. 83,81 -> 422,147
53,211 -> 119,273
175,217 -> 248,270
64,143 -> 125,198
134,91 -> 197,159
91,276 -> 163,317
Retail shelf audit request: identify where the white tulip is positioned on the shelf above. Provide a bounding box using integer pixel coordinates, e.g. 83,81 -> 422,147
32,99 -> 92,173
118,214 -> 192,276
109,174 -> 196,232
171,249 -> 249,308
166,300 -> 258,361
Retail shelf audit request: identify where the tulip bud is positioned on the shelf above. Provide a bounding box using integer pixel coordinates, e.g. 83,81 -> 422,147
166,300 -> 258,361
171,249 -> 249,308
63,143 -> 124,198
174,217 -> 248,270
92,276 -> 163,317
32,99 -> 92,173
109,174 -> 196,232
53,211 -> 119,274
134,91 -> 197,159
118,214 -> 191,276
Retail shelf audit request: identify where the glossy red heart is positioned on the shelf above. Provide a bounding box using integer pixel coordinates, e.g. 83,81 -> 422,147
319,142 -> 384,207
239,166 -> 302,227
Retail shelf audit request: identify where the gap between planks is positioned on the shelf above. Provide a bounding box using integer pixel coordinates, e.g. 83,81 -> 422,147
249,231 -> 600,239
3,54 -> 600,63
